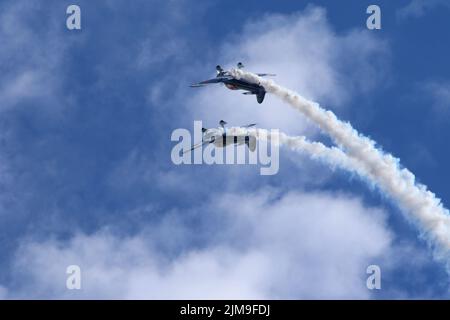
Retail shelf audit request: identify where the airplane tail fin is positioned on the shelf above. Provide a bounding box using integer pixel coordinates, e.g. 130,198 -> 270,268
256,89 -> 266,104
216,65 -> 224,75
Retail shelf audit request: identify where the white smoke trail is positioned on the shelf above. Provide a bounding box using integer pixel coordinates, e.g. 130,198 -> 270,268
228,127 -> 367,176
231,69 -> 450,265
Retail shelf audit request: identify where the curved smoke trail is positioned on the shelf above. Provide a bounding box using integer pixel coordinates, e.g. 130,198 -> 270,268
228,127 -> 367,176
231,69 -> 450,267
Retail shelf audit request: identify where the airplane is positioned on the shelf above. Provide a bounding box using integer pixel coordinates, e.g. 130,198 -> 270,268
182,120 -> 257,155
190,62 -> 275,104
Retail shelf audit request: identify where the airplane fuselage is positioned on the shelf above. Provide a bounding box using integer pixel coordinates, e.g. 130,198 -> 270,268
222,78 -> 266,104
203,128 -> 256,150
223,78 -> 261,92
190,64 -> 271,104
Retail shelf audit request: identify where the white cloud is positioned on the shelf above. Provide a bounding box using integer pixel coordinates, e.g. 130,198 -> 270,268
397,0 -> 450,20
137,36 -> 188,69
186,7 -> 389,136
5,190 -> 393,299
424,81 -> 450,114
0,2 -> 68,113
0,71 -> 51,107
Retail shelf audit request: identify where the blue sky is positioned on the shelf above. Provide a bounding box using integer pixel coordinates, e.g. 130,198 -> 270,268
0,0 -> 450,299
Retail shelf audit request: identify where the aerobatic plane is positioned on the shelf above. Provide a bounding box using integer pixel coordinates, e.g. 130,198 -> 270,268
182,120 -> 257,154
190,62 -> 275,104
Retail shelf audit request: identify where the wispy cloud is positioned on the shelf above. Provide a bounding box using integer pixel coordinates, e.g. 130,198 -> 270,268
397,0 -> 450,20
0,2 -> 70,113
424,81 -> 450,115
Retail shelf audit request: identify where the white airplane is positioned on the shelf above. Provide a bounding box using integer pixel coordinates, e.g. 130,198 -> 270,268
182,120 -> 257,155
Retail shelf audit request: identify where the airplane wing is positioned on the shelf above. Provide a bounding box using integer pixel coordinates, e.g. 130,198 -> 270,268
190,76 -> 233,87
181,140 -> 212,155
256,73 -> 276,77
242,123 -> 257,128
